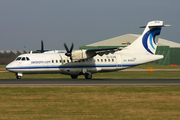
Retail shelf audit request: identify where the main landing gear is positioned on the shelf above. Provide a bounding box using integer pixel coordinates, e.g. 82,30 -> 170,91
84,72 -> 92,79
71,75 -> 78,79
70,72 -> 92,79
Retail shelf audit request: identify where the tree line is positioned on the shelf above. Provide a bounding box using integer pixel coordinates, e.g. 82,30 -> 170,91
0,51 -> 23,64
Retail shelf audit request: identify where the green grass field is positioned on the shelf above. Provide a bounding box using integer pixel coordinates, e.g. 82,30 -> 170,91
1,71 -> 180,79
0,86 -> 180,120
0,64 -> 180,119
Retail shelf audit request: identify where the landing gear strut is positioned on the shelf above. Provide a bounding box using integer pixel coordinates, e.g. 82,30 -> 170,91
16,73 -> 23,79
16,76 -> 21,79
84,72 -> 92,79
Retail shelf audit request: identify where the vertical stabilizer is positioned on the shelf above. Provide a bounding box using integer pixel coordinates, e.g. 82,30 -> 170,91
123,20 -> 170,54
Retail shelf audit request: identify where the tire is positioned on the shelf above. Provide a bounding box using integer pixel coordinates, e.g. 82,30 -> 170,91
71,75 -> 78,79
85,73 -> 92,79
16,76 -> 21,79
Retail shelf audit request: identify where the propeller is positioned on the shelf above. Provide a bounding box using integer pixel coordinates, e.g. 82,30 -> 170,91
41,40 -> 44,53
64,42 -> 74,60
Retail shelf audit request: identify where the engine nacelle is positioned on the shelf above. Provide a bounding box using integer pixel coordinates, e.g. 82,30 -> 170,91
71,50 -> 88,61
71,50 -> 96,61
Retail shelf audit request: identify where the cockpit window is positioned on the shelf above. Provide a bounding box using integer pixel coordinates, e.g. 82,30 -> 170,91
15,57 -> 30,61
22,57 -> 26,61
16,57 -> 21,61
26,57 -> 30,61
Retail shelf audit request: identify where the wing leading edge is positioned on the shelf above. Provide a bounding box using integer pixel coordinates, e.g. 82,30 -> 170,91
70,47 -> 122,61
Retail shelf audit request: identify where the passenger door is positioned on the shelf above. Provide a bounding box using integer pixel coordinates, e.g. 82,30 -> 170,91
116,54 -> 121,69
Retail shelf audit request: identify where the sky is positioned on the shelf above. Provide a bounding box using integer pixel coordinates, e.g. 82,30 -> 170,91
0,0 -> 179,50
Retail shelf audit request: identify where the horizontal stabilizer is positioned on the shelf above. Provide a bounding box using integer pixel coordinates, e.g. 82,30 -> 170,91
140,25 -> 171,28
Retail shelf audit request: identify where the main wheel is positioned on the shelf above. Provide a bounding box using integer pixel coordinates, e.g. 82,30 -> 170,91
85,73 -> 92,79
71,75 -> 78,79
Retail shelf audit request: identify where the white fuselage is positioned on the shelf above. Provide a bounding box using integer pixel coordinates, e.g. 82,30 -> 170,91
6,51 -> 163,76
6,20 -> 168,79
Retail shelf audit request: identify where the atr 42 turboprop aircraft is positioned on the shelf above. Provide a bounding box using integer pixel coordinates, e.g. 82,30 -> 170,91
6,20 -> 170,79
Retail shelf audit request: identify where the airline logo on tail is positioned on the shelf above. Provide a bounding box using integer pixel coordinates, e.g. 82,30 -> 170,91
142,28 -> 161,54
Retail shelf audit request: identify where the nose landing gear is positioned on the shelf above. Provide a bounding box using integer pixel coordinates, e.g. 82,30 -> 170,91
16,73 -> 23,79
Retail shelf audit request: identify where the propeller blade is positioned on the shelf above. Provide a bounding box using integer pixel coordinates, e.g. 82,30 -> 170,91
64,43 -> 69,53
69,43 -> 74,53
41,40 -> 44,53
64,42 -> 74,60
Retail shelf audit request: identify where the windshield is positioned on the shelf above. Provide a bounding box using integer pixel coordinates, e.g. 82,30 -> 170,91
16,57 -> 21,61
15,57 -> 30,61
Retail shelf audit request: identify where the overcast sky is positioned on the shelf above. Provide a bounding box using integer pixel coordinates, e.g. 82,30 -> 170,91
0,0 -> 179,50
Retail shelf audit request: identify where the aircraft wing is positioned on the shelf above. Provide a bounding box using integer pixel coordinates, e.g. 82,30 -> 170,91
86,47 -> 123,56
64,43 -> 123,61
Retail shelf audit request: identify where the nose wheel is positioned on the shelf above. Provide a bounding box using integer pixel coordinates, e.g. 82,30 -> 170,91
16,73 -> 23,79
16,76 -> 21,79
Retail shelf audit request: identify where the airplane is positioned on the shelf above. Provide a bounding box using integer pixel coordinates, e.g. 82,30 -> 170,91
6,20 -> 170,79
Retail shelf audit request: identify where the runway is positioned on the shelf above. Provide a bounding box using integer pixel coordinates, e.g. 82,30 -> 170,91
0,79 -> 180,86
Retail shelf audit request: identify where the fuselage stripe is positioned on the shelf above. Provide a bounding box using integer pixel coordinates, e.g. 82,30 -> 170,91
6,64 -> 139,70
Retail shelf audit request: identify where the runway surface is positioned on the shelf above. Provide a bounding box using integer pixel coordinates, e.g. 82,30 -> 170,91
0,79 -> 180,86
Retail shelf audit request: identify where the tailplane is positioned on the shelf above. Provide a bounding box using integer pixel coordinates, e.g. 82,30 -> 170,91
123,20 -> 170,54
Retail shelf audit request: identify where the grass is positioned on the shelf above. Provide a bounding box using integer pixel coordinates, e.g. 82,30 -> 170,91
0,65 -> 6,68
133,63 -> 180,69
0,86 -> 180,120
1,71 -> 180,79
1,64 -> 180,119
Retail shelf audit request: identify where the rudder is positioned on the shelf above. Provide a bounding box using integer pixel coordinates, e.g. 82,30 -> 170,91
123,20 -> 170,54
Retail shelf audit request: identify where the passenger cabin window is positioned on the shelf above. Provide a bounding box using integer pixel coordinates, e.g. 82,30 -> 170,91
56,60 -> 58,63
67,60 -> 69,63
112,59 -> 114,62
105,59 -> 107,62
52,60 -> 54,63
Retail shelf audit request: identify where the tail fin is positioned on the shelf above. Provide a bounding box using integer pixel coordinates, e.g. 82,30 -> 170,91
124,20 -> 170,54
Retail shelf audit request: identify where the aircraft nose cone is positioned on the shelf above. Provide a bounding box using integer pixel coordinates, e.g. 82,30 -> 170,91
6,64 -> 10,69
6,62 -> 14,71
6,64 -> 11,70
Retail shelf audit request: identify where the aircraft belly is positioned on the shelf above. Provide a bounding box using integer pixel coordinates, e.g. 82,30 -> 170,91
61,68 -> 81,75
15,68 -> 60,74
